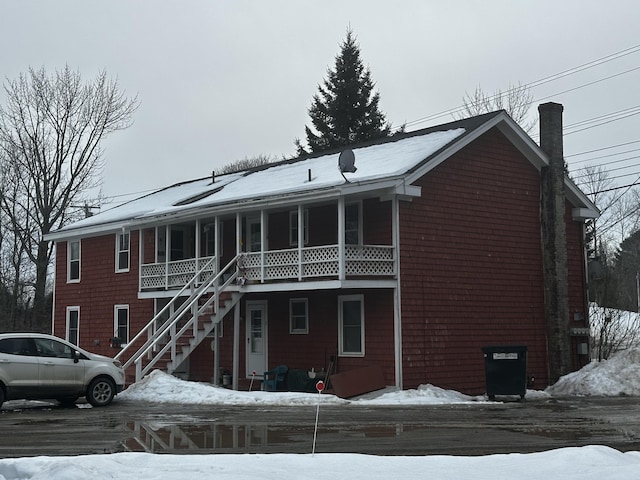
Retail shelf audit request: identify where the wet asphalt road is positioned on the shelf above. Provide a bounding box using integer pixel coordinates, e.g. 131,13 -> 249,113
0,396 -> 639,458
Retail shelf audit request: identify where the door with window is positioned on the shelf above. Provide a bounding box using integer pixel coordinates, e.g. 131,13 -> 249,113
246,302 -> 267,377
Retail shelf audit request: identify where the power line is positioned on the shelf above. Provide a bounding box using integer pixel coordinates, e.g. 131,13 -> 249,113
396,43 -> 640,130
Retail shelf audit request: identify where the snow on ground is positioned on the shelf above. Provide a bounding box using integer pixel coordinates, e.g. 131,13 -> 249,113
1,447 -> 640,480
548,347 -> 640,396
1,348 -> 639,480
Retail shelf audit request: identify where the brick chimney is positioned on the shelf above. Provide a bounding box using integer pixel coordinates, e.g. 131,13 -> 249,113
538,102 -> 571,384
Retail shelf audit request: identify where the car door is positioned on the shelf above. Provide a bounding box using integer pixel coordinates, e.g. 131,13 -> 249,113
33,337 -> 84,397
0,337 -> 40,398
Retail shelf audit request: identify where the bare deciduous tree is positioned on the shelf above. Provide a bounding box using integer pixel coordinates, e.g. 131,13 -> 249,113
218,154 -> 275,174
590,305 -> 640,360
456,82 -> 536,133
0,65 -> 138,330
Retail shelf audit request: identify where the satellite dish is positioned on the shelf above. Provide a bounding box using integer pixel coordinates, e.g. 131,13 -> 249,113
338,149 -> 357,173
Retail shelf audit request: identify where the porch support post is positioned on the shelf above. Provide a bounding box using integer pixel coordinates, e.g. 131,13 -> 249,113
195,218 -> 201,272
260,209 -> 266,283
164,225 -> 170,289
392,195 -> 403,388
214,216 -> 220,274
213,323 -> 220,385
232,302 -> 240,390
338,196 -> 345,280
298,205 -> 304,281
138,228 -> 143,291
236,212 -> 242,254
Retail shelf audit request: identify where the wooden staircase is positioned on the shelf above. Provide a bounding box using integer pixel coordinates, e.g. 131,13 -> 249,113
116,255 -> 243,384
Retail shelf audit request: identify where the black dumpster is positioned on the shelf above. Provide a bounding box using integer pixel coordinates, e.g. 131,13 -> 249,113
481,345 -> 527,400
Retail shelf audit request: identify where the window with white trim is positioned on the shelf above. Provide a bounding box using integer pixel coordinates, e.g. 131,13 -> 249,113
289,209 -> 309,246
345,202 -> 361,245
338,295 -> 364,356
114,305 -> 129,344
66,306 -> 80,345
116,232 -> 130,272
289,298 -> 308,334
68,240 -> 81,282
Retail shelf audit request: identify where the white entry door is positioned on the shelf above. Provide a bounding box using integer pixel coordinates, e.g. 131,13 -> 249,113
246,302 -> 267,377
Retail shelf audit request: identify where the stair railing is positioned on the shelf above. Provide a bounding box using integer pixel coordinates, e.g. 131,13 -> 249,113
116,254 -> 243,381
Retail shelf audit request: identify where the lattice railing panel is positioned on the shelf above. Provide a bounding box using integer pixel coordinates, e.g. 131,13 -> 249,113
345,246 -> 394,276
141,257 -> 215,290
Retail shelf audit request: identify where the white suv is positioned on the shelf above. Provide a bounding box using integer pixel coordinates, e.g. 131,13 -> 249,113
0,333 -> 125,408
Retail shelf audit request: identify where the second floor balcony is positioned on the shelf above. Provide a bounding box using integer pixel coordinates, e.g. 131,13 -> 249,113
140,244 -> 395,291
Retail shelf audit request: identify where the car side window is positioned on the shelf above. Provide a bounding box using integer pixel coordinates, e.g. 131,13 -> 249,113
0,338 -> 36,356
33,338 -> 74,359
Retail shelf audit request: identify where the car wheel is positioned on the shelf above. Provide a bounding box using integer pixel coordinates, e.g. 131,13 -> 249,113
86,377 -> 115,407
0,386 -> 4,408
56,397 -> 79,407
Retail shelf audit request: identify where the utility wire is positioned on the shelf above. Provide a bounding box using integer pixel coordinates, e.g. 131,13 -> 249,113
397,44 -> 640,130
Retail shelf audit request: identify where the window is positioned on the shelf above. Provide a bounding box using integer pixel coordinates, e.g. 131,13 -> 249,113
289,209 -> 309,246
290,298 -> 308,334
116,232 -> 130,272
114,305 -> 129,344
247,216 -> 262,252
200,220 -> 217,257
338,295 -> 364,356
68,239 -> 81,282
66,307 -> 80,345
34,338 -> 73,359
0,338 -> 36,355
345,202 -> 361,245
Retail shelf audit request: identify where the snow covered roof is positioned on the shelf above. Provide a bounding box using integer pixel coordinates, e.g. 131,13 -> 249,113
45,111 -> 598,241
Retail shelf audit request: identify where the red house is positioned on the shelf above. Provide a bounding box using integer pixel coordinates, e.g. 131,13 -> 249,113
45,104 -> 598,395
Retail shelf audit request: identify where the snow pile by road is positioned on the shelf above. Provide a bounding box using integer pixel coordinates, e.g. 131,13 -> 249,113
1,445 -> 640,480
547,348 -> 640,396
119,369 -> 348,406
118,370 -> 486,406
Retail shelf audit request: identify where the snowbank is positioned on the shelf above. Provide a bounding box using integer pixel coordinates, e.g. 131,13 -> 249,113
547,348 -> 640,396
1,446 -> 640,480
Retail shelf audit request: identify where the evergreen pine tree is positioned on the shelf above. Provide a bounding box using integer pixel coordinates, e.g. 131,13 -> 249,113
300,30 -> 391,154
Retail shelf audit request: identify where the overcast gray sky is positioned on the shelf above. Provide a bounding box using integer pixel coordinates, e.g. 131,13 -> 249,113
2,1 -> 639,208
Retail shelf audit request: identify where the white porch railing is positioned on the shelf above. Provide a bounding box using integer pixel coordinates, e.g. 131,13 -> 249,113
140,256 -> 215,290
139,245 -> 395,291
241,244 -> 395,282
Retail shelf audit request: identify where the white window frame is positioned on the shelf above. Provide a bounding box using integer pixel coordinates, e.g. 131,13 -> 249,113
67,239 -> 81,283
289,298 -> 309,334
114,304 -> 130,345
345,201 -> 362,245
115,231 -> 130,273
289,209 -> 309,246
66,306 -> 80,345
338,294 -> 365,357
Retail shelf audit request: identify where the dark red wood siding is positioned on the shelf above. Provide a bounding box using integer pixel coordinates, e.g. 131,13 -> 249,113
53,231 -> 154,358
399,128 -> 549,394
197,290 -> 396,386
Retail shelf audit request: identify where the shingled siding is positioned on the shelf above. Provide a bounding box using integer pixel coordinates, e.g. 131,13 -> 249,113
399,128 -> 549,394
52,232 -> 154,358
199,289 -> 396,386
566,206 -> 591,371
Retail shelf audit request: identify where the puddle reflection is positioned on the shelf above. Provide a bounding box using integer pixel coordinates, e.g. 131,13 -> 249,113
123,421 -> 405,453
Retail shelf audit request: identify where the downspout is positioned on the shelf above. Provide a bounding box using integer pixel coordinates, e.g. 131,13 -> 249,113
539,102 -> 571,384
392,195 -> 403,388
50,242 -> 57,335
213,216 -> 220,386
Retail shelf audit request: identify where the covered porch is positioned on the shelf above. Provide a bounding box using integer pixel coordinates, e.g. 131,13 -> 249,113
136,195 -> 399,292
